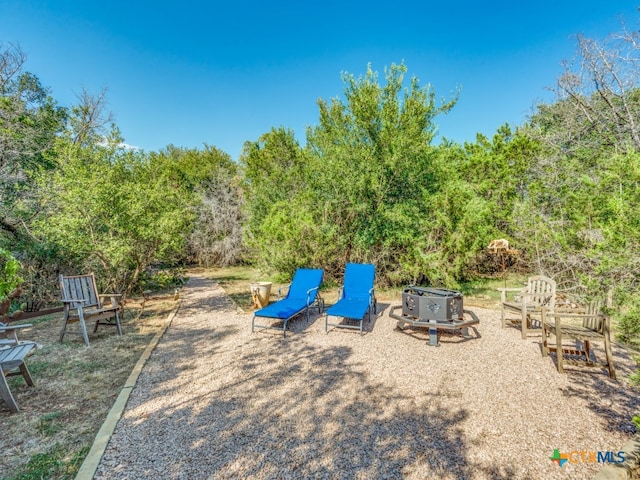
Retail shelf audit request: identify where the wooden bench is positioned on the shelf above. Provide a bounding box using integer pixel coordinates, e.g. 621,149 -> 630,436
498,275 -> 556,339
0,342 -> 36,412
59,273 -> 123,347
541,296 -> 616,379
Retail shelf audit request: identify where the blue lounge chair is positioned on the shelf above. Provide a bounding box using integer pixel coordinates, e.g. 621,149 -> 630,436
251,268 -> 324,337
325,263 -> 376,335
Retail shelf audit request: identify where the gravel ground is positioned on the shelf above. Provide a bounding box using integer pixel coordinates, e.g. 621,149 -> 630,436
94,274 -> 639,480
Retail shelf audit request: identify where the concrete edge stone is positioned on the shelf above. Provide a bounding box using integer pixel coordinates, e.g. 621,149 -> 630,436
75,302 -> 181,480
594,434 -> 640,480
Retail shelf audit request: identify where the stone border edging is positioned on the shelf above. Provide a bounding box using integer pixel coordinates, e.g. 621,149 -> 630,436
74,302 -> 181,480
593,434 -> 640,479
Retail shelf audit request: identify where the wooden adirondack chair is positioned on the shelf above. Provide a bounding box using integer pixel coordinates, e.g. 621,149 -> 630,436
498,275 -> 556,339
0,342 -> 37,412
59,273 -> 123,347
541,294 -> 616,379
0,322 -> 33,346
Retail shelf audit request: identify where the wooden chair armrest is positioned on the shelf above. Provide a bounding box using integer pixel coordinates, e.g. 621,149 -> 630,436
0,322 -> 33,345
543,311 -> 606,320
542,309 -> 608,333
0,323 -> 33,332
498,287 -> 525,303
99,294 -> 123,308
553,307 -> 588,315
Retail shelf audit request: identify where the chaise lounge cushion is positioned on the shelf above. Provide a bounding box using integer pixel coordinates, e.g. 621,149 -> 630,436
255,298 -> 310,320
326,296 -> 371,320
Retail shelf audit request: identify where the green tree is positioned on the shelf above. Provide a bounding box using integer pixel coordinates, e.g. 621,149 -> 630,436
34,131 -> 193,294
243,63 -> 459,284
240,127 -> 307,237
239,127 -> 312,272
0,44 -> 66,240
513,19 -> 640,344
426,126 -> 538,280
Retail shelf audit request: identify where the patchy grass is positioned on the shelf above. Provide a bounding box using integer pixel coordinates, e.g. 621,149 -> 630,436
197,265 -> 529,311
8,444 -> 87,480
458,274 -> 530,309
197,266 -> 290,311
36,412 -> 64,437
197,265 -> 535,310
0,296 -> 177,480
199,265 -> 412,311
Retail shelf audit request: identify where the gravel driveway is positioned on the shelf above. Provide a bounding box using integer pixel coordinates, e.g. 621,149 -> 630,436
94,274 -> 639,479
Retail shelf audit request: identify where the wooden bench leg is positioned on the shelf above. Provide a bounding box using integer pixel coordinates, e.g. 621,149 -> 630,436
18,363 -> 34,387
59,311 -> 69,343
584,340 -> 593,365
0,372 -> 19,413
521,308 -> 528,339
78,312 -> 90,347
60,306 -> 91,347
500,291 -> 507,328
115,310 -> 122,336
93,311 -> 123,336
556,323 -> 564,374
604,336 -> 616,380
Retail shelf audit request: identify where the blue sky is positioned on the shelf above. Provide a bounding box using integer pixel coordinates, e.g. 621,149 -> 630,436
0,1 -> 637,160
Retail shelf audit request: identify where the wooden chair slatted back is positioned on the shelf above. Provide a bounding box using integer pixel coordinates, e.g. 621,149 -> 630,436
582,297 -> 608,334
526,276 -> 556,310
60,274 -> 100,309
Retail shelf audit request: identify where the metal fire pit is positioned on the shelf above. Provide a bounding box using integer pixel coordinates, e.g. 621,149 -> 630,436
389,286 -> 480,346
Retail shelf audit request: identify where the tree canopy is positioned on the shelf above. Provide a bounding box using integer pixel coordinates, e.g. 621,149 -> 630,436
2,23 -> 640,343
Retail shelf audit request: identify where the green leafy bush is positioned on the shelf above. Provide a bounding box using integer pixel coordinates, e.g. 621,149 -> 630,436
0,247 -> 22,300
137,267 -> 188,292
